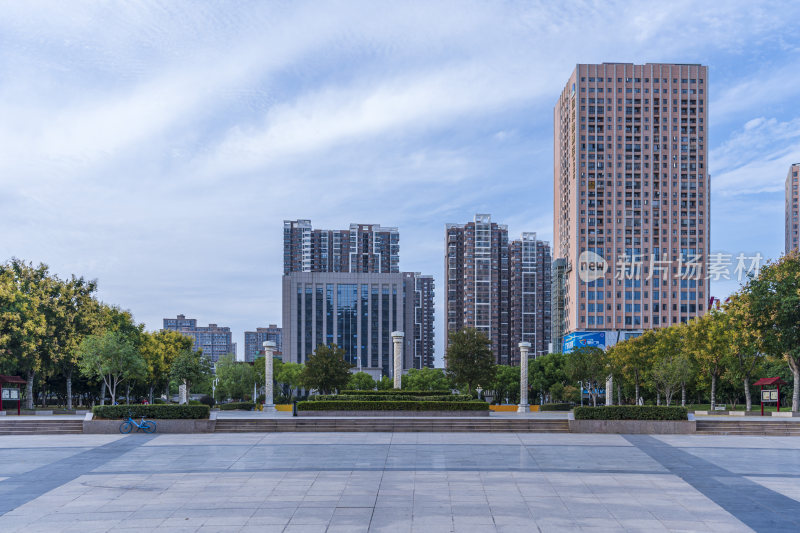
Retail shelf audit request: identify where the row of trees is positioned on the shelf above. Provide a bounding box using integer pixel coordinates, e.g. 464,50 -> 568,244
0,258 -> 214,408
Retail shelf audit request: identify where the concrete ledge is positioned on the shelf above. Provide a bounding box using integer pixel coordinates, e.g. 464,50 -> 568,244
0,411 -> 5,416
569,419 -> 695,434
772,411 -> 800,417
21,410 -> 54,416
84,418 -> 215,433
297,410 -> 490,417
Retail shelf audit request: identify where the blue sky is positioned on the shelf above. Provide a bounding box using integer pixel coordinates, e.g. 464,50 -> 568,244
2,1 -> 799,364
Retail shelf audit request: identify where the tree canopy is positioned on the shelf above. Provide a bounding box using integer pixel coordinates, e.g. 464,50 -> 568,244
445,328 -> 496,395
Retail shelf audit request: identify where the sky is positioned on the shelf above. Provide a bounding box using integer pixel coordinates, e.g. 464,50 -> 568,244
2,1 -> 800,364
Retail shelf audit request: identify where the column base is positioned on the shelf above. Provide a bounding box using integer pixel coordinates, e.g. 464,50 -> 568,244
517,404 -> 529,413
263,404 -> 276,412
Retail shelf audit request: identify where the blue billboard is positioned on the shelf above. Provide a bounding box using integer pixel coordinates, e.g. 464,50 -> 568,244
562,331 -> 606,353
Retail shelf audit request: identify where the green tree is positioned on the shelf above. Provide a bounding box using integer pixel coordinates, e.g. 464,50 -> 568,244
445,328 -> 496,395
724,293 -> 764,411
687,310 -> 734,410
0,259 -> 50,408
401,367 -> 451,391
490,365 -> 520,404
275,362 -> 304,399
347,372 -> 376,391
608,331 -> 655,403
215,353 -> 256,401
170,348 -> 213,401
739,252 -> 800,411
139,329 -> 194,404
529,352 -> 569,403
76,331 -> 146,404
564,346 -> 607,406
301,344 -> 353,394
376,375 -> 393,390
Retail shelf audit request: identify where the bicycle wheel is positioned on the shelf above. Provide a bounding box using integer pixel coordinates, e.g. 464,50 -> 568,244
142,420 -> 156,434
119,421 -> 133,434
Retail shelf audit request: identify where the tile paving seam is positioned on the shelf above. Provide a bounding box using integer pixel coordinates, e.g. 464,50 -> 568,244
0,435 -> 156,517
624,435 -> 800,531
79,467 -> 671,475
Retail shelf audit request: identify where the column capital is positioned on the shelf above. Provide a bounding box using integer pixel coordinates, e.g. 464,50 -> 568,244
518,342 -> 532,349
263,340 -> 277,349
391,331 -> 405,339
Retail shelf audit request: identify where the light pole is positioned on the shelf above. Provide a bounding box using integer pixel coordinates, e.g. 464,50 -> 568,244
212,377 -> 218,403
476,385 -> 483,401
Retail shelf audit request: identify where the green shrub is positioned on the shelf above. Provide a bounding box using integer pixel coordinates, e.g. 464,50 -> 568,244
339,390 -> 452,396
199,395 -> 215,407
313,394 -> 472,402
539,403 -> 573,411
218,401 -> 255,411
573,406 -> 688,421
297,400 -> 489,411
188,399 -> 202,405
153,398 -> 167,404
93,404 -> 209,419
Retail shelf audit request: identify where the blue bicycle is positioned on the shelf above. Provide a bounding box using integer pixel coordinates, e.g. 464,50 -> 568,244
119,414 -> 156,434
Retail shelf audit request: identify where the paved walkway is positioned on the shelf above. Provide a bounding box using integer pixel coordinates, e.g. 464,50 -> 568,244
1,433 -> 799,532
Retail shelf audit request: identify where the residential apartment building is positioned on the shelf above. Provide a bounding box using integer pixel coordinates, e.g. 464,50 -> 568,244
162,314 -> 236,362
243,325 -> 283,362
787,163 -> 799,254
413,274 -> 435,368
553,63 -> 709,349
282,272 -> 432,379
509,233 -> 552,362
283,220 -> 399,274
446,214 -> 510,364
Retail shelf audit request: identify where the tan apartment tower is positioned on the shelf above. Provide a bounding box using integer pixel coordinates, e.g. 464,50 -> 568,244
787,164 -> 799,254
553,63 -> 709,349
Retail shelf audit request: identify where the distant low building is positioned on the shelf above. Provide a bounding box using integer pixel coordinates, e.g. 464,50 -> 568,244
162,314 -> 236,362
244,325 -> 283,362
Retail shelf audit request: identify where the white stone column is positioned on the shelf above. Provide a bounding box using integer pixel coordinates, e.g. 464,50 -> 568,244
606,374 -> 614,406
392,332 -> 404,389
263,341 -> 277,412
178,382 -> 187,405
518,342 -> 531,413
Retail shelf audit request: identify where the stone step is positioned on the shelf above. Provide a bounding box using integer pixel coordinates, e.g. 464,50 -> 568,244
0,420 -> 83,435
214,419 -> 570,433
696,420 -> 800,436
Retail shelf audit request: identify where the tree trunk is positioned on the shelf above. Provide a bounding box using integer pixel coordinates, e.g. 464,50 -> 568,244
617,383 -> 622,405
149,385 -> 154,405
744,377 -> 752,412
25,370 -> 35,409
66,370 -> 73,410
109,380 -> 116,405
681,381 -> 686,407
710,373 -> 716,411
789,357 -> 800,412
100,381 -> 106,406
126,382 -> 131,405
656,391 -> 661,406
634,377 -> 640,406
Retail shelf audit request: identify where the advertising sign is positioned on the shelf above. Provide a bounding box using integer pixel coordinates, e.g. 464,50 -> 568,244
562,331 -> 606,353
761,390 -> 779,402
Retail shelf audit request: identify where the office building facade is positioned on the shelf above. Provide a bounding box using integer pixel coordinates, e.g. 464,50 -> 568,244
554,63 -> 709,345
283,220 -> 400,274
787,163 -> 799,254
243,325 -> 283,362
282,271 -> 432,378
162,314 -> 236,362
509,233 -> 552,363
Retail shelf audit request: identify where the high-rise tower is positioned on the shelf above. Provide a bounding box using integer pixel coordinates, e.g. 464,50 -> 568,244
554,63 -> 709,348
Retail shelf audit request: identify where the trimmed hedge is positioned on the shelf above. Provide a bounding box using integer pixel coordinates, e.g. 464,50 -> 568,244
218,402 -> 255,411
93,404 -> 210,420
338,390 -> 453,396
313,394 -> 472,402
573,406 -> 688,421
297,400 -> 489,411
539,403 -> 573,411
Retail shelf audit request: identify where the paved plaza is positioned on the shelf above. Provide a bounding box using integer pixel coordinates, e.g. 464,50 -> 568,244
0,432 -> 799,532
